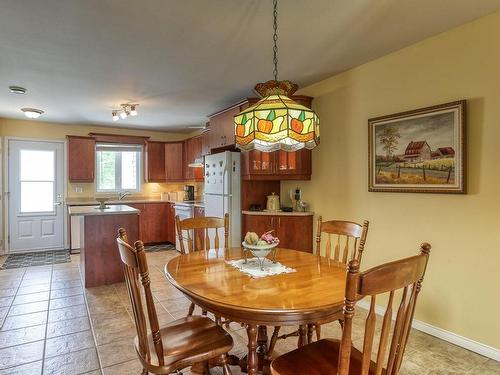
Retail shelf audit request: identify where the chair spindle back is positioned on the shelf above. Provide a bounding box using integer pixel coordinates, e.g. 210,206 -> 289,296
316,217 -> 369,264
175,214 -> 229,254
116,228 -> 164,366
338,242 -> 431,375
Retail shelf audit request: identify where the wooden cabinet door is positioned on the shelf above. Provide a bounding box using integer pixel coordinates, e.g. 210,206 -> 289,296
146,141 -> 166,182
126,203 -> 146,240
183,139 -> 194,181
143,203 -> 169,244
167,203 -> 176,244
201,129 -> 210,156
277,149 -> 312,179
276,215 -> 313,252
165,142 -> 184,181
242,214 -> 276,242
194,206 -> 205,250
241,150 -> 276,179
209,105 -> 240,150
67,136 -> 95,182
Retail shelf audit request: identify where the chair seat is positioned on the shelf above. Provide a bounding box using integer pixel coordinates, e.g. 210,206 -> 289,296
271,339 -> 381,375
135,315 -> 233,373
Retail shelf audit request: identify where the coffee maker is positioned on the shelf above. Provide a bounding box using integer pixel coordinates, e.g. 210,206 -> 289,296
183,185 -> 195,201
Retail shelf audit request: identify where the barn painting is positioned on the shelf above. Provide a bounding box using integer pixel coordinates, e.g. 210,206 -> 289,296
369,101 -> 466,193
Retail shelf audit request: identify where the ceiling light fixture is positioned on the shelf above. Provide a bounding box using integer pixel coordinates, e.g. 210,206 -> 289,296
233,0 -> 320,152
111,103 -> 139,121
21,108 -> 44,119
9,86 -> 27,95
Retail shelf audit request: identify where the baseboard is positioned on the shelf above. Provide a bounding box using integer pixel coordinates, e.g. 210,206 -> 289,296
357,300 -> 499,362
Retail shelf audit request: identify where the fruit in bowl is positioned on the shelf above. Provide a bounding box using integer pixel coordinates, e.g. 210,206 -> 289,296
242,230 -> 280,269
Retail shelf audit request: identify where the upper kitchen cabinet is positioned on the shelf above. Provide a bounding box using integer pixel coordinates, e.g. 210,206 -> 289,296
67,136 -> 95,182
184,135 -> 204,182
165,141 -> 184,181
208,104 -> 242,150
200,128 -> 211,156
145,141 -> 166,182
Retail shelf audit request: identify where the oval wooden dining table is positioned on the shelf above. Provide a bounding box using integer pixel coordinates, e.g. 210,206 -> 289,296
164,247 -> 347,375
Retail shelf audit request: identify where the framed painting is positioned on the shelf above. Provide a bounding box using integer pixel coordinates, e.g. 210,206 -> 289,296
368,100 -> 466,193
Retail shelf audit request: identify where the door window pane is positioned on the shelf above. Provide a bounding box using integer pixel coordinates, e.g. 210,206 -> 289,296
20,150 -> 54,181
21,182 -> 54,212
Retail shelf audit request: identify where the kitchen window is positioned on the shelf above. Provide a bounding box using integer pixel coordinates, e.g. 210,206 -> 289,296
95,143 -> 142,193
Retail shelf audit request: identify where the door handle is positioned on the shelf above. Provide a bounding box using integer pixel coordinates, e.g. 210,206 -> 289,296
54,202 -> 62,206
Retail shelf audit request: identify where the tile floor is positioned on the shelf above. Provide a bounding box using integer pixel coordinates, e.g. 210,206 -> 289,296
0,251 -> 498,375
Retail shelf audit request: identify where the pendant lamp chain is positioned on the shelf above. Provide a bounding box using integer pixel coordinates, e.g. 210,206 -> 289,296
272,0 -> 279,81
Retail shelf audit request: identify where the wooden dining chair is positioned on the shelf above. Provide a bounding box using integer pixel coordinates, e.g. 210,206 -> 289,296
268,217 -> 369,354
175,213 -> 229,317
270,242 -> 431,375
116,228 -> 233,375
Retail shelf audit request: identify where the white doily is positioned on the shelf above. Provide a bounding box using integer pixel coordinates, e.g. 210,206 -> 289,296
226,257 -> 296,278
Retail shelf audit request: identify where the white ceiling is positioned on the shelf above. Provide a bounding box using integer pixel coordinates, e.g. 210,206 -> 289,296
1,0 -> 499,132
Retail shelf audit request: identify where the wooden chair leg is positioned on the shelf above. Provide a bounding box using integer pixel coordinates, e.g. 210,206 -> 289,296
338,319 -> 344,329
268,326 -> 281,355
202,309 -> 208,316
307,324 -> 314,343
315,323 -> 321,340
187,302 -> 195,316
220,353 -> 232,375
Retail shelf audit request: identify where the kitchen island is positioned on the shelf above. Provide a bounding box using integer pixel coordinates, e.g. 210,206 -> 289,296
68,205 -> 140,288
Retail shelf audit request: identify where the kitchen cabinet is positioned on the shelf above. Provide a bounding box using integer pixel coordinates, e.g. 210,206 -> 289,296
208,104 -> 241,150
242,213 -> 313,252
184,135 -> 204,182
165,142 -> 184,181
146,141 -> 166,182
241,149 -> 312,180
128,202 -> 171,244
194,206 -> 205,250
200,128 -> 211,156
67,136 -> 95,182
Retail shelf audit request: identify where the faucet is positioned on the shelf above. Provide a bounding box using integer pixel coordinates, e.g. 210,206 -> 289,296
118,191 -> 131,200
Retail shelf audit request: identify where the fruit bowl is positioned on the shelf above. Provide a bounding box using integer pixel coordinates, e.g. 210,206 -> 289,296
242,241 -> 279,270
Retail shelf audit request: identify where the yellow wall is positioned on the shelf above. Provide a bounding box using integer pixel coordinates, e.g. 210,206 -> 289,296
283,11 -> 500,348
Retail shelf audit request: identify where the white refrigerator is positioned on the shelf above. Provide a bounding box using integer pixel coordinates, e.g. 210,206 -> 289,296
204,151 -> 241,247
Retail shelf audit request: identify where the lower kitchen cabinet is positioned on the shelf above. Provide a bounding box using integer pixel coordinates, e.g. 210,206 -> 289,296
242,213 -> 313,252
128,202 -> 174,245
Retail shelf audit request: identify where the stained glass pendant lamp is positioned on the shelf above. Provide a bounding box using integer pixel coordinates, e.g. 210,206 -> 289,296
234,0 -> 320,152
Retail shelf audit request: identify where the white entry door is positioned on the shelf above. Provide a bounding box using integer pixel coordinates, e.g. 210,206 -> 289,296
8,140 -> 64,252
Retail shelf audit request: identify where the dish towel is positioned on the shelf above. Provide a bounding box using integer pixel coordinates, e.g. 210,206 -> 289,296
226,257 -> 296,278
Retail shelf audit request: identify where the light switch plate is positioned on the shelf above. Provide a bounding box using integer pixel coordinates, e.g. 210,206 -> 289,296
75,186 -> 83,193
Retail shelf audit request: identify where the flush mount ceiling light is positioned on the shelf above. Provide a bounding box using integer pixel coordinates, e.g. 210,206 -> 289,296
111,103 -> 138,121
21,108 -> 44,119
234,0 -> 320,152
9,86 -> 27,95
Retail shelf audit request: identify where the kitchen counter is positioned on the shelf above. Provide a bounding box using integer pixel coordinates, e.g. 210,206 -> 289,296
242,210 -> 314,216
68,204 -> 140,216
69,204 -> 139,288
66,197 -> 205,208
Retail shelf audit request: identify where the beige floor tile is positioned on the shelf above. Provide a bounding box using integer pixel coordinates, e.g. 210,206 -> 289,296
466,359 -> 500,375
0,340 -> 44,369
102,358 -> 144,375
12,291 -> 49,305
0,325 -> 46,349
43,347 -> 100,375
49,294 -> 85,310
1,310 -> 47,331
0,360 -> 42,375
16,284 -> 50,295
0,289 -> 17,298
97,337 -> 137,367
46,316 -> 91,338
50,286 -> 84,299
8,300 -> 48,316
45,330 -> 96,358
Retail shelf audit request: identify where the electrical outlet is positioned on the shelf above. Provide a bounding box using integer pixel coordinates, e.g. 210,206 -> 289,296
75,186 -> 83,193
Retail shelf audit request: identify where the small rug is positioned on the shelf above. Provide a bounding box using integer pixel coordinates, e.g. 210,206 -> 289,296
226,257 -> 296,278
144,243 -> 176,252
0,249 -> 71,270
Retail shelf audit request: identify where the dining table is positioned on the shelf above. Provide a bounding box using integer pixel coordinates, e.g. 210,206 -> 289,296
164,247 -> 347,375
